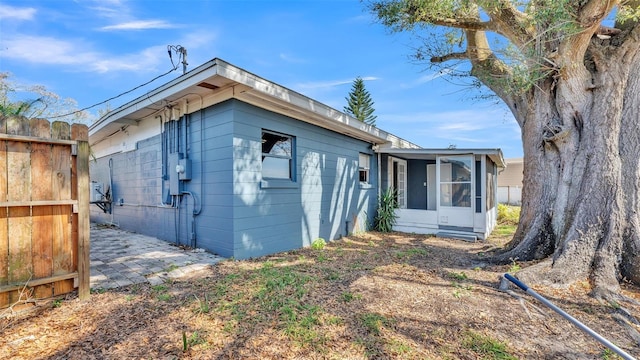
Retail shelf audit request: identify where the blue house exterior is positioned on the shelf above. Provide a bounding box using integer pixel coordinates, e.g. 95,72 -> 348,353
89,58 -> 504,259
89,59 -> 417,259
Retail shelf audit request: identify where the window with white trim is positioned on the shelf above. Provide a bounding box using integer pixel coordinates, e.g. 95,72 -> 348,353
439,156 -> 472,207
359,153 -> 370,184
262,130 -> 294,180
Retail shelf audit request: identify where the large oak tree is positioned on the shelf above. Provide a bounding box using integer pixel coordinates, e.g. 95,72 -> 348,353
369,0 -> 640,298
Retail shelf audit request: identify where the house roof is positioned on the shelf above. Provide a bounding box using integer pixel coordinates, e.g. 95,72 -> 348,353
377,147 -> 506,168
89,58 -> 420,148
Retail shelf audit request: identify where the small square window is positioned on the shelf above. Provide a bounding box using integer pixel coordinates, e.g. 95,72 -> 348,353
359,153 -> 370,184
262,130 -> 294,180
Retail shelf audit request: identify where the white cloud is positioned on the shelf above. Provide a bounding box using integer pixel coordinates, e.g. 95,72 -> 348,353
0,26 -> 219,74
279,53 -> 306,64
0,4 -> 36,20
415,68 -> 454,84
344,14 -> 369,24
437,135 -> 487,143
92,45 -> 168,72
437,121 -> 487,132
1,36 -> 97,66
295,76 -> 378,90
0,35 -> 171,73
376,106 -> 519,148
397,68 -> 456,90
180,30 -> 218,49
100,20 -> 178,31
98,0 -> 125,5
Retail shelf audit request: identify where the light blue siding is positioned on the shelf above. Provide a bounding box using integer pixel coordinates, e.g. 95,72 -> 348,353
230,101 -> 376,259
90,101 -> 238,257
90,99 -> 377,260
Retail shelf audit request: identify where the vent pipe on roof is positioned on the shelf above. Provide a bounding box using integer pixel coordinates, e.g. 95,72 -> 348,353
181,47 -> 188,74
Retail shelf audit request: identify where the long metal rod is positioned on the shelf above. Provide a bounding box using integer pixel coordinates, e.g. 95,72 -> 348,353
504,273 -> 636,360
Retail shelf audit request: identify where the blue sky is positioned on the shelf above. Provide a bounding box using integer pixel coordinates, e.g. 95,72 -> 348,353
0,0 -> 523,158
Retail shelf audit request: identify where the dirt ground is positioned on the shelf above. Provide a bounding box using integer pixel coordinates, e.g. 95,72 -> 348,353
1,231 -> 639,360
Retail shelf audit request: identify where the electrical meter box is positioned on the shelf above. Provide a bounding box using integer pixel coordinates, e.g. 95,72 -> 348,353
169,153 -> 182,195
91,182 -> 104,203
178,158 -> 192,181
169,153 -> 192,195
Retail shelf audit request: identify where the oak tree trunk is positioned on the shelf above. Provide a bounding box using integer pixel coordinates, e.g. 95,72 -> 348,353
495,32 -> 640,297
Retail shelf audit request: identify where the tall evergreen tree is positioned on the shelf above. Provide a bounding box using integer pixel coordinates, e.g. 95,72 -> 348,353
344,77 -> 377,126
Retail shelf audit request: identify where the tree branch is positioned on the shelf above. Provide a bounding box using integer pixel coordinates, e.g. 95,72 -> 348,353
597,26 -> 622,37
561,0 -> 620,58
483,0 -> 534,47
465,29 -> 519,105
429,18 -> 490,31
578,0 -> 621,29
430,52 -> 468,63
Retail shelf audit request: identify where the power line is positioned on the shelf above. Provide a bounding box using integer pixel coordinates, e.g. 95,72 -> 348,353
49,45 -> 186,120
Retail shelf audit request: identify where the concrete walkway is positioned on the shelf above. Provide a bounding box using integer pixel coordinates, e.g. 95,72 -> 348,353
90,224 -> 224,290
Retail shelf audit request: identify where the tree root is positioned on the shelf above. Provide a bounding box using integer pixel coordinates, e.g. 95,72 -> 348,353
591,286 -> 640,306
612,312 -> 640,347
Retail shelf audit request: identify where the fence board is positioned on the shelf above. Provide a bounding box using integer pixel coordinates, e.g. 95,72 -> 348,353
0,207 -> 6,307
7,138 -> 32,304
6,115 -> 29,136
7,141 -> 30,202
52,121 -> 71,141
0,120 -> 7,306
7,206 -> 31,304
52,124 -> 74,295
30,119 -> 54,298
75,140 -> 90,300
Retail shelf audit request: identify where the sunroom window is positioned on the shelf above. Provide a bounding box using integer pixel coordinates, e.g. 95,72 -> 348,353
439,156 -> 472,207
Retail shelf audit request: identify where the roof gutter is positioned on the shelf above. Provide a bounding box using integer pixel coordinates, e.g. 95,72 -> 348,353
89,58 -> 222,138
89,58 -> 412,148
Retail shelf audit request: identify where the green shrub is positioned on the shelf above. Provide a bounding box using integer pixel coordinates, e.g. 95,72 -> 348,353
374,187 -> 398,232
497,204 -> 520,225
311,238 -> 326,250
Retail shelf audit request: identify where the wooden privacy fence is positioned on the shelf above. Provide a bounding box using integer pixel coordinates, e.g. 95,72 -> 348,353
0,115 -> 90,309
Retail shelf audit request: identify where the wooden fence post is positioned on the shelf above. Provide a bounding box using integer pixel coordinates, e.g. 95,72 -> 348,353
72,124 -> 90,300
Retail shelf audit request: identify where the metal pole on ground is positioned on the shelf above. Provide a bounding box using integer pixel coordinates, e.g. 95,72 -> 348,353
503,273 -> 636,360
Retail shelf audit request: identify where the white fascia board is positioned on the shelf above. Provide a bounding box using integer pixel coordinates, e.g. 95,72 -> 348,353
378,148 -> 505,168
89,59 -> 222,138
216,60 -> 412,146
89,57 -> 421,149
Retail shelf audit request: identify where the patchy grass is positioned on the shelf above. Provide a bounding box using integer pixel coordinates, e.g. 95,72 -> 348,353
462,330 -> 518,360
394,247 -> 429,259
492,204 -> 520,245
2,230 -> 639,360
494,223 -> 518,236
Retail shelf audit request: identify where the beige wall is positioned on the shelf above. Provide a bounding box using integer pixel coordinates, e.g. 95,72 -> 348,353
498,158 -> 523,187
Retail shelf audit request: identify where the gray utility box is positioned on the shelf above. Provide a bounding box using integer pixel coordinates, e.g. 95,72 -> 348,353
168,153 -> 191,195
90,182 -> 104,203
178,158 -> 192,180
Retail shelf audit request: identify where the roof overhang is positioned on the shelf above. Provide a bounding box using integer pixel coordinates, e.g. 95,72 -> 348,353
377,148 -> 506,168
89,58 -> 417,147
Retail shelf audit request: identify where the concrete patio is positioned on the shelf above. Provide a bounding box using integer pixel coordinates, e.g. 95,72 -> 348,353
89,224 -> 224,290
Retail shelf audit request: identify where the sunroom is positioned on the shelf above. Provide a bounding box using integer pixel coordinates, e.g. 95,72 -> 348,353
376,148 -> 506,241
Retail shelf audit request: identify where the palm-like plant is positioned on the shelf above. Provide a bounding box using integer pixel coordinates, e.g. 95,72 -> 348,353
374,187 -> 398,232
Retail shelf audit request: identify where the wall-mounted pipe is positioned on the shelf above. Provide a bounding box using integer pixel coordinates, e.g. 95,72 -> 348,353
108,158 -> 116,225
